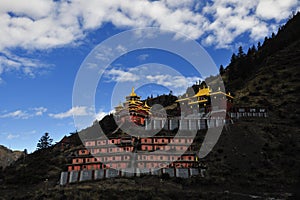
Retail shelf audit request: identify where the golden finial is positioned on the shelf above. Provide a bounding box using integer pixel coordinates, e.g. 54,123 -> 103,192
130,87 -> 137,96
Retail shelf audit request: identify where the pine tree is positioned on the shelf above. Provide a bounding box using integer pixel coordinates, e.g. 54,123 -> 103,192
237,46 -> 245,58
230,53 -> 237,64
219,64 -> 225,75
257,41 -> 261,49
37,132 -> 53,150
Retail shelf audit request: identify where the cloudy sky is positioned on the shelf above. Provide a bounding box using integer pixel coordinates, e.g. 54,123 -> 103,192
0,0 -> 299,152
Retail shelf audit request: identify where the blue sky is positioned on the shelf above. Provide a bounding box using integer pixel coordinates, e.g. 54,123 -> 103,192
0,0 -> 299,152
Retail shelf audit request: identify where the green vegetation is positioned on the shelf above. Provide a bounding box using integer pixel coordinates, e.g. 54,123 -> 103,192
37,132 -> 53,150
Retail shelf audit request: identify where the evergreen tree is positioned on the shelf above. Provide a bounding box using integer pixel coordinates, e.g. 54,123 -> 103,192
230,53 -> 237,63
257,41 -> 261,49
37,132 -> 53,150
237,46 -> 245,58
271,32 -> 275,38
263,36 -> 269,45
219,64 -> 225,75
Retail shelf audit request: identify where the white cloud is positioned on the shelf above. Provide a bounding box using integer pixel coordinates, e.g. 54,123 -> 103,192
0,0 -> 299,81
49,106 -> 92,119
0,110 -> 30,119
0,51 -> 50,79
202,0 -> 299,48
105,67 -> 201,88
137,54 -> 149,61
256,0 -> 298,21
116,45 -> 127,53
95,110 -> 109,121
49,106 -> 110,121
104,66 -> 200,94
105,68 -> 140,82
0,107 -> 48,119
32,107 -> 47,116
7,133 -> 20,140
0,0 -> 298,52
146,74 -> 199,89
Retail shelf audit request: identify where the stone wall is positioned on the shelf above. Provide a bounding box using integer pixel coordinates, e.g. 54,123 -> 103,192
60,168 -> 200,186
144,109 -> 267,131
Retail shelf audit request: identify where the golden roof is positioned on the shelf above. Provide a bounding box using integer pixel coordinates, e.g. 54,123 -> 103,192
130,87 -> 137,97
115,102 -> 123,108
176,97 -> 190,102
144,101 -> 150,108
210,91 -> 234,99
194,87 -> 210,97
188,99 -> 208,105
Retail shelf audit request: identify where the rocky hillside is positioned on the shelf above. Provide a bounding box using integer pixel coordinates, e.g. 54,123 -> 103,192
0,145 -> 23,169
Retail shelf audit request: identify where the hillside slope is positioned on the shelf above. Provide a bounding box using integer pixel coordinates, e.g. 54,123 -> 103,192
0,145 -> 23,169
205,11 -> 300,197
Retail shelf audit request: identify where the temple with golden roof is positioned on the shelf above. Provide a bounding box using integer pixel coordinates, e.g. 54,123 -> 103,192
176,86 -> 234,115
114,87 -> 151,126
